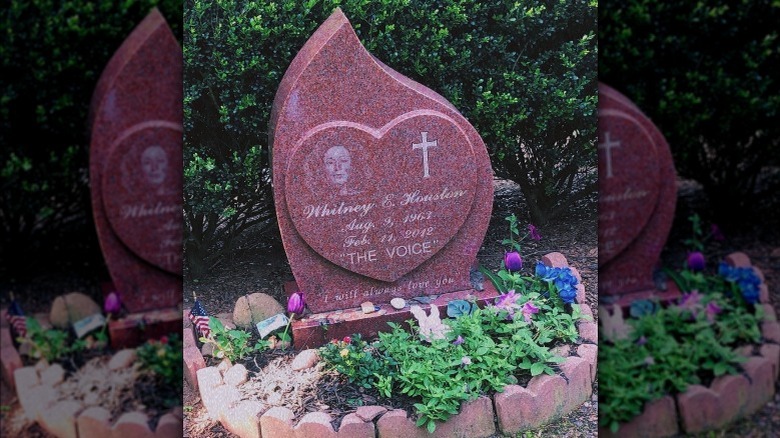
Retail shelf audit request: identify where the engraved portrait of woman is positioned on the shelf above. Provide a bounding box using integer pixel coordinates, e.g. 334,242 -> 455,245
306,142 -> 367,196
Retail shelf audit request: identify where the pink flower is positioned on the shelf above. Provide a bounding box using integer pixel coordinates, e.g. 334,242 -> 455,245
521,301 -> 539,323
343,336 -> 352,344
678,290 -> 703,317
711,224 -> 725,241
494,290 -> 521,319
104,292 -> 121,316
288,291 -> 305,315
528,224 -> 542,241
706,301 -> 722,323
504,251 -> 522,272
687,252 -> 706,272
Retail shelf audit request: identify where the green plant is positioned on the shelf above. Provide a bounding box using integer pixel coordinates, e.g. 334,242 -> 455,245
137,334 -> 184,406
600,1 -> 780,222
319,334 -> 395,391
20,318 -> 86,362
200,317 -> 267,362
1,0 -> 182,276
600,282 -> 762,432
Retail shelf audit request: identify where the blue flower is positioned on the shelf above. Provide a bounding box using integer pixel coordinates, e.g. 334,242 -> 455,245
536,262 -> 578,304
719,263 -> 762,305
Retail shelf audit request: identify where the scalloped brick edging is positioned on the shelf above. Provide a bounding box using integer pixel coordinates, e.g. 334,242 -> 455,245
600,252 -> 779,437
10,348 -> 182,438
189,252 -> 596,438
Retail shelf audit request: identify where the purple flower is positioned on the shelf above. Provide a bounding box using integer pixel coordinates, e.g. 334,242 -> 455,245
504,251 -> 522,272
104,292 -> 121,316
711,224 -> 725,242
453,335 -> 464,346
521,301 -> 539,323
706,301 -> 722,323
687,252 -> 706,272
494,290 -> 521,318
288,291 -> 305,315
528,224 -> 542,241
636,336 -> 647,346
677,290 -> 703,317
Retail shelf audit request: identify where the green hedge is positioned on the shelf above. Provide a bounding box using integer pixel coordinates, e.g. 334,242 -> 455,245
600,1 -> 780,220
184,0 -> 597,275
1,0 -> 182,271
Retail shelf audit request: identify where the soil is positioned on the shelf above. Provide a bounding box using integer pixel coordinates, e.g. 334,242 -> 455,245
183,178 -> 600,437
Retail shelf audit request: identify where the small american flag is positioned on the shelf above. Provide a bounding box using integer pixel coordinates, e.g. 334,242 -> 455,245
189,299 -> 211,339
6,299 -> 27,338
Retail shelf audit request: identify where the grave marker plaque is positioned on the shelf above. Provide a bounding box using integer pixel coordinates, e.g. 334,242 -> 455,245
271,9 -> 493,313
598,83 -> 677,300
89,8 -> 182,313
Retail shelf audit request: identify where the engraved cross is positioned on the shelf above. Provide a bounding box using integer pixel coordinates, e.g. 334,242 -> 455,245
412,131 -> 437,178
599,131 -> 620,178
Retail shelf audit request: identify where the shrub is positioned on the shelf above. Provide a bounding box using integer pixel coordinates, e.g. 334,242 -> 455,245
599,1 -> 780,222
183,0 -> 597,275
1,0 -> 182,274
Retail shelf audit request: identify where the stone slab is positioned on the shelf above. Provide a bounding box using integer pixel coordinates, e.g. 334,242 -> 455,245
89,7 -> 182,313
290,280 -> 501,349
270,8 -> 493,313
108,308 -> 181,349
598,83 -> 677,299
600,395 -> 678,438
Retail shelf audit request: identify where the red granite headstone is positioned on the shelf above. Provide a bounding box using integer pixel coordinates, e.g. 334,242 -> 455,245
89,8 -> 182,313
598,83 -> 677,300
270,9 -> 494,314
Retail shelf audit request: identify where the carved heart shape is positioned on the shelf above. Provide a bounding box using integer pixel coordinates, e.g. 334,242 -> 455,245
102,121 -> 183,275
597,108 -> 661,265
285,110 -> 477,282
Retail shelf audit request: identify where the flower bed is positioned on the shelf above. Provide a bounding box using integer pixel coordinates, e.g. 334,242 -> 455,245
599,251 -> 779,437
0,294 -> 183,438
186,250 -> 598,437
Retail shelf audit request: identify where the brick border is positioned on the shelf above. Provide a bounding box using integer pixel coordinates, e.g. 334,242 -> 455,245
599,252 -> 779,437
188,252 -> 597,437
6,347 -> 183,438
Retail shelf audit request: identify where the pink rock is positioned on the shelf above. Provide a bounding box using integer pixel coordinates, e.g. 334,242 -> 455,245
433,396 -> 495,438
270,8 -> 493,313
1,346 -> 23,391
576,303 -> 594,321
184,345 -> 206,391
550,345 -> 571,358
89,7 -> 182,313
183,309 -> 192,328
338,412 -> 375,437
710,374 -> 750,426
577,321 -> 598,344
725,252 -> 751,267
598,83 -> 676,299
568,265 -> 583,282
291,349 -> 320,371
759,283 -> 769,303
204,385 -> 241,421
0,327 -> 13,349
760,343 -> 780,381
221,400 -> 263,438
112,411 -> 155,438
575,283 -> 587,305
603,395 -> 678,437
223,363 -> 248,387
196,366 -> 222,394
542,252 -> 569,268
77,406 -> 113,438
761,303 -> 777,321
295,412 -> 337,438
39,400 -> 82,438
743,356 -> 776,415
560,356 -> 592,413
375,409 -> 428,438
109,349 -> 138,370
216,312 -> 237,330
260,406 -> 296,437
577,343 -> 598,382
677,385 -> 723,433
761,321 -> 780,343
355,405 -> 388,422
494,374 -> 568,434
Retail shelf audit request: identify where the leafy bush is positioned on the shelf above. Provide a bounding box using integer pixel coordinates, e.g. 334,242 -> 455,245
1,0 -> 182,273
600,1 -> 780,221
319,334 -> 395,390
137,334 -> 184,405
184,0 -> 597,275
200,317 -> 267,362
20,318 -> 86,362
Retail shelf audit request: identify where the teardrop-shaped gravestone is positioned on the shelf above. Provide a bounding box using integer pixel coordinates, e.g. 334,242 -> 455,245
90,8 -> 182,312
271,9 -> 494,313
597,83 -> 676,298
